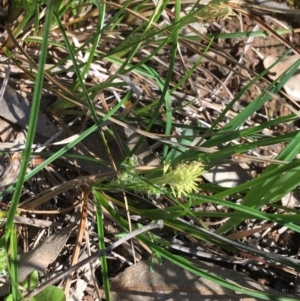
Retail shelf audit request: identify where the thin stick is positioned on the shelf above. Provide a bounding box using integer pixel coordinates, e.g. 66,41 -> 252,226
24,220 -> 163,299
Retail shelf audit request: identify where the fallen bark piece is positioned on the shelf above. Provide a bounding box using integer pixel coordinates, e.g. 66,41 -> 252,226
0,132 -> 25,190
102,258 -> 294,301
18,224 -> 76,282
203,162 -> 251,188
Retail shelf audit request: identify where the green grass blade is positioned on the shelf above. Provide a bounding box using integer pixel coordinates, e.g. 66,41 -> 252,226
98,193 -> 300,301
52,8 -> 98,120
217,130 -> 300,234
9,226 -> 20,301
94,191 -> 111,301
5,0 -> 53,240
204,52 -> 299,141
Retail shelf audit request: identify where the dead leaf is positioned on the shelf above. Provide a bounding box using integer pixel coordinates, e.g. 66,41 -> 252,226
0,132 -> 26,189
226,223 -> 272,240
0,118 -> 17,142
0,81 -> 58,137
73,131 -> 124,174
126,127 -> 160,166
18,224 -> 76,282
203,162 -> 251,188
102,258 -> 293,301
0,5 -> 7,16
263,55 -> 300,101
282,192 -> 300,208
0,152 -> 21,189
67,279 -> 86,301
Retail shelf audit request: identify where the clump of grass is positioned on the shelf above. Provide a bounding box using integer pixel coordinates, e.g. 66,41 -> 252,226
1,0 -> 300,300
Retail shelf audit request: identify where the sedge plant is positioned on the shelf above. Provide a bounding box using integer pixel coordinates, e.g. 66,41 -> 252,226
1,0 -> 300,301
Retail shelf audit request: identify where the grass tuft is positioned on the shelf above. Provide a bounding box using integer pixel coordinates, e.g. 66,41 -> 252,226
1,0 -> 300,300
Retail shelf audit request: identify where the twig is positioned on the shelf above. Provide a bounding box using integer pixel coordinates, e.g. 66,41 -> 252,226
24,220 -> 163,300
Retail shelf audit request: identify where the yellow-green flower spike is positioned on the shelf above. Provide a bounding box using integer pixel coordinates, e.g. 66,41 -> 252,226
152,162 -> 203,197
